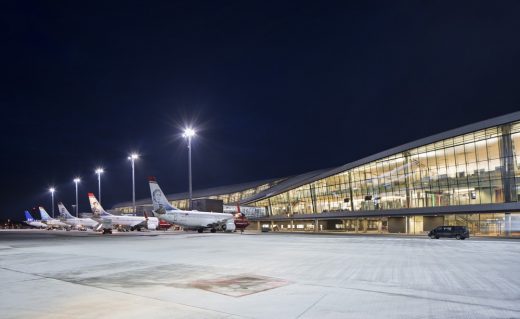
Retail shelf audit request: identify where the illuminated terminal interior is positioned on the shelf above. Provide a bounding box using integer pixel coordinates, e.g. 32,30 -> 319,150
113,112 -> 520,236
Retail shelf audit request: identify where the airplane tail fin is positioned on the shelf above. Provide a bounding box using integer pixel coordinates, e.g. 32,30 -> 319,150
236,203 -> 245,217
39,207 -> 52,220
57,202 -> 75,219
88,193 -> 111,217
148,177 -> 176,212
24,210 -> 34,222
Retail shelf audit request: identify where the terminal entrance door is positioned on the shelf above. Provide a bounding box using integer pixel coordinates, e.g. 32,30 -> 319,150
388,217 -> 406,233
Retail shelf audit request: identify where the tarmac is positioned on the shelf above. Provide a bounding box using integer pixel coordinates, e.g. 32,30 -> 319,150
0,229 -> 519,318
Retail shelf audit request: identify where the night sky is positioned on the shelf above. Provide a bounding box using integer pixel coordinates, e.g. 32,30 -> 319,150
2,1 -> 520,220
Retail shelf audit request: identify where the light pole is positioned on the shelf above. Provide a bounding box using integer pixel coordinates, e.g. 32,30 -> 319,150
49,187 -> 55,218
183,128 -> 196,210
95,168 -> 104,204
128,153 -> 139,213
73,178 -> 80,217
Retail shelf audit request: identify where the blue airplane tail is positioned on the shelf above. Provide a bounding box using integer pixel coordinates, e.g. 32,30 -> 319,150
24,210 -> 34,222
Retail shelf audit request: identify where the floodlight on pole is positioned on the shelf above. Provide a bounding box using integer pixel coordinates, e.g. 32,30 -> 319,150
127,153 -> 139,213
49,187 -> 55,218
95,168 -> 104,204
73,178 -> 81,217
182,128 -> 196,210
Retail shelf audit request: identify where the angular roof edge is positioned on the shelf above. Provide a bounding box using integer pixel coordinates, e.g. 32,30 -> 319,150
242,111 -> 520,204
112,177 -> 282,209
239,168 -> 331,204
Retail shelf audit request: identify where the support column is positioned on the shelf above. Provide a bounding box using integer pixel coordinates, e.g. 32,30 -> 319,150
499,124 -> 517,202
310,184 -> 318,214
314,219 -> 319,232
404,152 -> 412,208
348,171 -> 355,211
286,192 -> 292,215
290,219 -> 294,232
505,213 -> 511,237
405,216 -> 409,234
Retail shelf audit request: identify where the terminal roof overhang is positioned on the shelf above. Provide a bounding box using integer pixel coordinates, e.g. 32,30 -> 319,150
113,111 -> 520,209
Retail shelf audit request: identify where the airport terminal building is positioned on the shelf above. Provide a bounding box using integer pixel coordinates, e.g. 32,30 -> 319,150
113,112 -> 520,236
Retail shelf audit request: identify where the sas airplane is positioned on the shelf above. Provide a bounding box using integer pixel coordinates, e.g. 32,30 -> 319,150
23,210 -> 47,228
88,193 -> 159,233
39,206 -> 70,229
148,177 -> 239,233
57,202 -> 98,230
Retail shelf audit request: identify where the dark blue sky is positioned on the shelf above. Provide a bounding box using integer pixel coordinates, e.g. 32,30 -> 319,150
2,1 -> 520,220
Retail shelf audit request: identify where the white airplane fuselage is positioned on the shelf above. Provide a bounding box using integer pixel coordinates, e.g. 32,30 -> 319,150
100,215 -> 159,229
155,209 -> 233,229
63,218 -> 98,228
25,220 -> 47,228
44,219 -> 69,228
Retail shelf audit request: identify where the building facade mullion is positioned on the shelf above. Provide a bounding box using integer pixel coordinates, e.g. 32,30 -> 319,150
500,123 -> 517,202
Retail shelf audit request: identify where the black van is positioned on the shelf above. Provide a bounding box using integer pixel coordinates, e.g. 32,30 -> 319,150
428,226 -> 469,240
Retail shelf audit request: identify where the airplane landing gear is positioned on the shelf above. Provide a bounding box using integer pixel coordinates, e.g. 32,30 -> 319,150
210,228 -> 216,233
197,228 -> 204,233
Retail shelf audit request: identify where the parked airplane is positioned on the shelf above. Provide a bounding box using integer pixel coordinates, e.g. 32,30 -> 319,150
23,211 -> 47,228
39,207 -> 70,229
88,193 -> 159,233
148,177 -> 239,233
57,202 -> 98,230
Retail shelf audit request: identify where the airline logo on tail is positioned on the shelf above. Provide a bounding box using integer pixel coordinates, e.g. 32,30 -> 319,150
57,202 -> 74,219
148,177 -> 175,213
24,210 -> 34,222
88,193 -> 111,217
39,207 -> 52,221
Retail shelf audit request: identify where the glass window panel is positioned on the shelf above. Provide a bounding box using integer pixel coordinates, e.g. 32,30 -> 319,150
475,139 -> 488,162
464,142 -> 476,163
445,146 -> 456,167
454,145 -> 466,165
473,129 -> 487,142
463,132 -> 475,143
486,137 -> 500,160
435,149 -> 446,167
443,137 -> 454,148
453,135 -> 464,147
486,127 -> 498,139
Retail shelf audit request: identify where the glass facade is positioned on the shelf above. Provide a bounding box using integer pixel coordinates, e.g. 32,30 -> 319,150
250,122 -> 520,217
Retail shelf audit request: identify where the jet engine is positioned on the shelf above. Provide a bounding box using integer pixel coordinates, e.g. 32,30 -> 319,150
222,219 -> 236,232
147,217 -> 159,230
